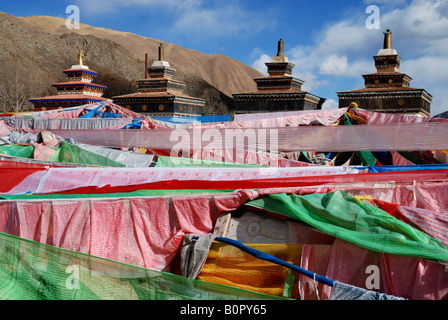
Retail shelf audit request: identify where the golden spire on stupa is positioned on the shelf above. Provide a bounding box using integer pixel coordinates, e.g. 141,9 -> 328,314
77,49 -> 84,65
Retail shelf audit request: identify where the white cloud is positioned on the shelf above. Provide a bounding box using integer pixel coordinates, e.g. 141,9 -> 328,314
429,87 -> 448,116
251,53 -> 270,75
322,99 -> 339,110
285,45 -> 330,90
399,55 -> 448,116
402,56 -> 448,84
298,72 -> 328,92
319,56 -> 372,77
314,21 -> 378,57
320,55 -> 349,75
380,0 -> 448,55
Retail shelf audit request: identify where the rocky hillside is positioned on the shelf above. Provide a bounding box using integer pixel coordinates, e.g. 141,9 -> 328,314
0,12 -> 263,115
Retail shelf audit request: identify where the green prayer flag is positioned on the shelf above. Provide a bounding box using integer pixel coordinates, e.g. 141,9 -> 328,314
246,190 -> 448,261
0,232 -> 286,300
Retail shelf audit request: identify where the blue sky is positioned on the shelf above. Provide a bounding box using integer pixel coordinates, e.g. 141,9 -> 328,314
2,0 -> 448,115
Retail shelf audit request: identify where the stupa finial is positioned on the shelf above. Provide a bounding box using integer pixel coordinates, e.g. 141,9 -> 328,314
158,43 -> 164,61
77,49 -> 84,65
276,38 -> 284,57
383,29 -> 392,50
272,38 -> 288,62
